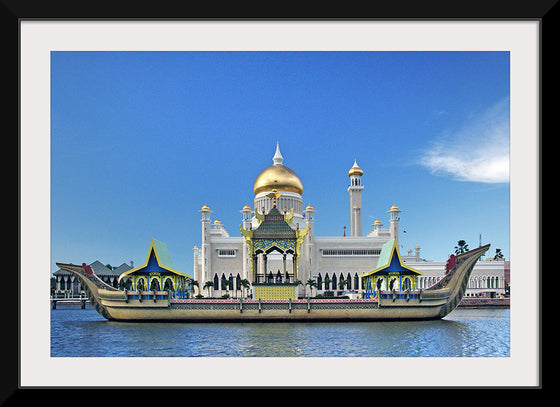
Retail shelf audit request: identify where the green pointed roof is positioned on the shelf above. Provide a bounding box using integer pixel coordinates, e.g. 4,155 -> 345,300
253,207 -> 297,239
359,239 -> 422,278
119,238 -> 191,280
151,238 -> 175,269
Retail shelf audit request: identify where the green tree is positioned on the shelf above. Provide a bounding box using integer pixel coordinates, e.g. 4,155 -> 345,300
118,278 -> 132,291
191,280 -> 199,296
203,281 -> 214,298
240,279 -> 251,298
493,248 -> 504,260
324,276 -> 332,291
454,240 -> 469,255
305,279 -> 317,298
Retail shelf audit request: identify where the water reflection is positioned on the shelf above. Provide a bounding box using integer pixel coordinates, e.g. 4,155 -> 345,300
51,308 -> 509,357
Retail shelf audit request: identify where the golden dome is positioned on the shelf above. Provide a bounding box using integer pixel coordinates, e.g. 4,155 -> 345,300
254,164 -> 303,195
305,204 -> 315,211
200,204 -> 211,211
373,219 -> 382,225
389,204 -> 400,211
242,205 -> 251,211
253,141 -> 303,195
348,159 -> 363,177
213,220 -> 221,225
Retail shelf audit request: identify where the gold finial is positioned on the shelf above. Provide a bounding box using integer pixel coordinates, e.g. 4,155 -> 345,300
266,189 -> 283,208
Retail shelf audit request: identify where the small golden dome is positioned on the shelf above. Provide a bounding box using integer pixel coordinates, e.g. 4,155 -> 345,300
242,205 -> 251,211
373,219 -> 381,225
201,204 -> 211,211
213,220 -> 221,225
305,204 -> 315,211
389,204 -> 400,211
348,159 -> 363,177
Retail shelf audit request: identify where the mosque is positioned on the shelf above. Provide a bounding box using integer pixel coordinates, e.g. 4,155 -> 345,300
192,142 -> 507,299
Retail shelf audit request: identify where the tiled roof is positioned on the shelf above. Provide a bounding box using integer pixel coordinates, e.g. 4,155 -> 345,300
53,260 -> 126,276
360,239 -> 422,278
253,207 -> 296,239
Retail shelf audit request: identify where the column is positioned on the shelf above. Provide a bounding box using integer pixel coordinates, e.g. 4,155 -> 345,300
263,254 -> 268,282
252,254 -> 258,283
292,254 -> 298,282
283,253 -> 287,281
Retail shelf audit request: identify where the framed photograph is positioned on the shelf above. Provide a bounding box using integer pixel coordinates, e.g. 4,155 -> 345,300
16,7 -> 546,395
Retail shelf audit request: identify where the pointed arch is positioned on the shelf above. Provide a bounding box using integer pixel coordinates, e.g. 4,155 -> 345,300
149,278 -> 160,291
163,277 -> 174,291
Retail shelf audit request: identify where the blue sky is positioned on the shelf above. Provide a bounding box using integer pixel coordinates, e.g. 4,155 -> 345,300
51,51 -> 510,275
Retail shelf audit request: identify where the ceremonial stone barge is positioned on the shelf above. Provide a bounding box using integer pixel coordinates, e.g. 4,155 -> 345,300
56,242 -> 489,322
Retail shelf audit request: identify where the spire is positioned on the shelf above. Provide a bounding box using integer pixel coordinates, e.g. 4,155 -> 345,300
273,140 -> 284,165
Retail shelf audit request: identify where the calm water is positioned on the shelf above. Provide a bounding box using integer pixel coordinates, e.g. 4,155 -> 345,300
51,306 -> 509,357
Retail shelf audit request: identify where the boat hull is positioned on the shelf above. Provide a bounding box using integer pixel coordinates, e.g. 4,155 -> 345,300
95,298 -> 447,322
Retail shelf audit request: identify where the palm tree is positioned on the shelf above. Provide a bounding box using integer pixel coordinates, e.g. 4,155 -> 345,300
191,280 -> 199,296
324,276 -> 332,292
305,279 -> 317,298
117,278 -> 131,291
454,240 -> 469,255
338,279 -> 348,292
493,248 -> 504,260
203,281 -> 214,298
240,279 -> 251,298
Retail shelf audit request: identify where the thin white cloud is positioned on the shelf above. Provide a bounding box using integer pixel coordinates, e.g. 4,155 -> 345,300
420,98 -> 510,183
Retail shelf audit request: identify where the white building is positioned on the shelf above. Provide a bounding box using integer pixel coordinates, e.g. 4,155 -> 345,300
193,142 -> 505,299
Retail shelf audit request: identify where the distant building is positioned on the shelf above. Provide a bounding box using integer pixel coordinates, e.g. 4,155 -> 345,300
53,261 -> 131,295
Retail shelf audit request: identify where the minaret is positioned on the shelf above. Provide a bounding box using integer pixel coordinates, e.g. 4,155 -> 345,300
240,205 -> 253,281
303,204 -> 317,281
199,204 -> 212,284
388,204 -> 402,244
347,159 -> 364,237
193,245 -> 201,288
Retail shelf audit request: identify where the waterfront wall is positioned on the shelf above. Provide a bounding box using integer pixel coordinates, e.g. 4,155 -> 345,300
458,297 -> 509,308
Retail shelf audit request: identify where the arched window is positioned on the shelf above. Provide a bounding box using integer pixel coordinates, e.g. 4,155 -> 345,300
354,273 -> 359,290
163,277 -> 174,291
213,274 -> 219,289
332,274 -> 337,291
150,278 -> 160,291
402,277 -> 412,291
136,277 -> 146,291
317,274 -> 322,290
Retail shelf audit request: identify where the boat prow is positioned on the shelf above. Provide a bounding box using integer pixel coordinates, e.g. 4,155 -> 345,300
56,243 -> 489,322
